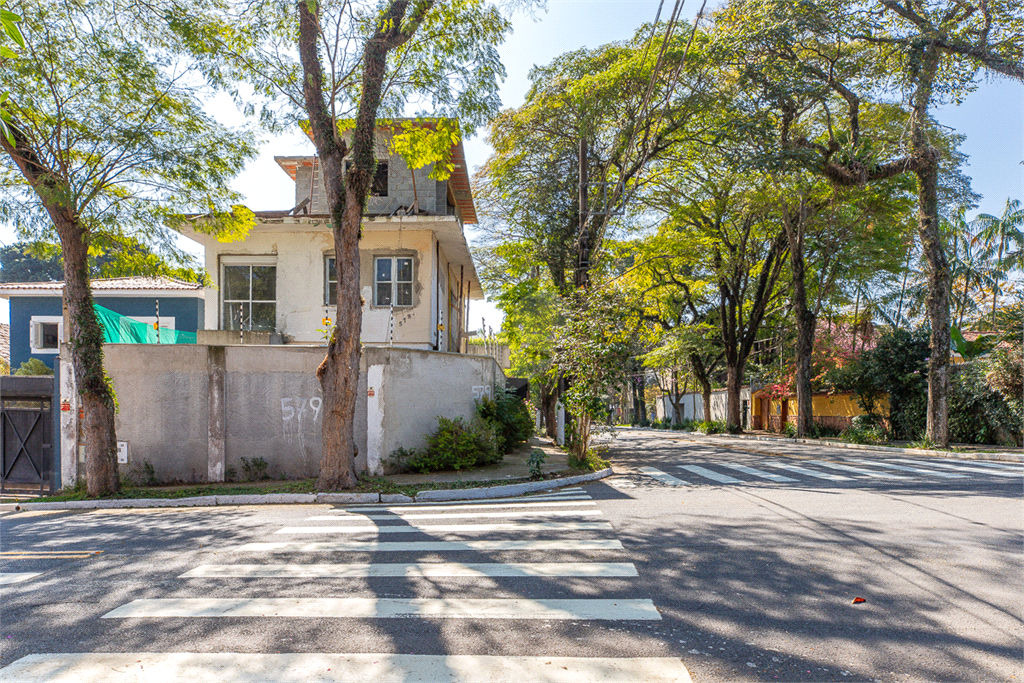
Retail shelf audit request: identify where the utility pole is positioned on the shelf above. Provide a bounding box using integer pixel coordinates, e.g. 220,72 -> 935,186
576,137 -> 589,289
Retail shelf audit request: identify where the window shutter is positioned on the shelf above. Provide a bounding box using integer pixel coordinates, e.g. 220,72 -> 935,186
30,320 -> 40,349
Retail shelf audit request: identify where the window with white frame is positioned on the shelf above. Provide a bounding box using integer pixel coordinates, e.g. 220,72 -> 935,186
29,316 -> 62,354
374,256 -> 413,307
325,256 -> 337,306
221,260 -> 277,331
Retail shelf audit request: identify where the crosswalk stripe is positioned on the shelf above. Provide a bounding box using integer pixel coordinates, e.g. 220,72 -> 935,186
892,458 -> 1023,477
180,562 -> 639,578
806,460 -> 907,479
274,522 -> 614,534
945,458 -> 1024,472
677,465 -> 742,484
331,500 -> 598,514
235,539 -> 624,553
762,462 -> 853,481
344,494 -> 592,510
719,463 -> 797,482
843,458 -> 966,478
0,572 -> 41,585
101,597 -> 662,620
0,653 -> 693,683
637,467 -> 690,486
314,509 -> 604,521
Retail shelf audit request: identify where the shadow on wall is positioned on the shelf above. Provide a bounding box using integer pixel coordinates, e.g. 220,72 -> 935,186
58,344 -> 504,485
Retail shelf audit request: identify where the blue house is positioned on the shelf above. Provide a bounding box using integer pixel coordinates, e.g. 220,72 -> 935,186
0,277 -> 204,370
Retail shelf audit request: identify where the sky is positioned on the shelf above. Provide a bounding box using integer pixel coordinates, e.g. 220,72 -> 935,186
2,0 -> 1022,329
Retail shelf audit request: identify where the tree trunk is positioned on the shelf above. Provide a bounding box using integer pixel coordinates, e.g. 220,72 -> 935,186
782,203 -> 816,438
726,361 -> 744,429
910,44 -> 950,447
918,157 -> 950,446
298,0 -> 358,489
2,122 -> 119,496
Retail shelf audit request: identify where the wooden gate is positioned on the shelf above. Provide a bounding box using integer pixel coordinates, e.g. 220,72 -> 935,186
1,375 -> 56,495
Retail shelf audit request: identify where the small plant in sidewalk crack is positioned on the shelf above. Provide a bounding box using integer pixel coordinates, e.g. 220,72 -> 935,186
528,449 -> 546,479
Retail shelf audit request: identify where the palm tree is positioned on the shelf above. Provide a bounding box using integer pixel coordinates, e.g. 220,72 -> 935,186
972,199 -> 1024,330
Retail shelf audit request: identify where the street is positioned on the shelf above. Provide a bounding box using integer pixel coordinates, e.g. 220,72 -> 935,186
1,430 -> 1022,682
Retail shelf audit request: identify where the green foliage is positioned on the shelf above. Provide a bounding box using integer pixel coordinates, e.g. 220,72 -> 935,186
0,0 -> 23,144
404,416 -> 502,474
841,425 -> 887,445
477,387 -> 533,453
14,358 -> 52,375
388,119 -> 461,181
694,420 -> 725,435
806,422 -> 843,439
949,362 -> 1021,446
829,327 -> 930,441
951,325 -> 996,361
1,0 -> 258,264
0,242 -> 63,282
527,449 -> 546,479
568,450 -> 611,473
240,456 -> 270,481
782,422 -> 797,438
554,289 -> 636,458
142,461 -> 157,487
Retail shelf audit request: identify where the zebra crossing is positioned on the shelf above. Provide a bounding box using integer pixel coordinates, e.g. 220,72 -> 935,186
607,456 -> 1023,490
0,487 -> 694,683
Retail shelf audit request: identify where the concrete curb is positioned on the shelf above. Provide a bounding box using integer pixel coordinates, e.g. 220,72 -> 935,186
415,468 -> 614,502
638,428 -> 1024,463
5,468 -> 614,512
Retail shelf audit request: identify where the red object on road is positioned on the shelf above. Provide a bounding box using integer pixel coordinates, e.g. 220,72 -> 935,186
852,597 -> 866,604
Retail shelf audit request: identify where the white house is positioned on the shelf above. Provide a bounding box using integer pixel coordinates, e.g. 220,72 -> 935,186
180,122 -> 482,353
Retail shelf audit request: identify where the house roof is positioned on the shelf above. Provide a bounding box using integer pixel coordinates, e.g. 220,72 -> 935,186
274,120 -> 477,224
0,276 -> 204,299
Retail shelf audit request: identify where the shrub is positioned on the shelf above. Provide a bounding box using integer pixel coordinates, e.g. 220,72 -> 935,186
382,446 -> 418,475
807,422 -> 844,439
841,425 -> 886,444
783,422 -> 797,437
527,449 -> 546,479
477,388 -> 534,453
948,362 -> 1021,446
240,456 -> 269,481
695,420 -> 725,435
405,416 -> 502,473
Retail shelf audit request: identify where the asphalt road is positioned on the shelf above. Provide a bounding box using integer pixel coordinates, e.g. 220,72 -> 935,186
0,429 -> 1021,682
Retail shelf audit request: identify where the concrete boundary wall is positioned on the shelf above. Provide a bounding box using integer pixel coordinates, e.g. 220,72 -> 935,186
60,345 -> 503,485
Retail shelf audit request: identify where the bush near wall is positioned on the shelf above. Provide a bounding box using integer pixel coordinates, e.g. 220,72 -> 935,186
397,416 -> 502,473
477,387 -> 534,453
384,388 -> 536,474
949,362 -> 1021,446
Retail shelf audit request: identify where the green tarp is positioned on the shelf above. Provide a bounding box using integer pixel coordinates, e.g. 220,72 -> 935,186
94,303 -> 197,344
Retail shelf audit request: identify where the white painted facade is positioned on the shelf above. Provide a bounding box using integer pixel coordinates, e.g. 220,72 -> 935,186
180,128 -> 482,352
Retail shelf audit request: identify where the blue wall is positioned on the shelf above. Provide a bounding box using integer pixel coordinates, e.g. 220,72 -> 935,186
8,296 -> 204,370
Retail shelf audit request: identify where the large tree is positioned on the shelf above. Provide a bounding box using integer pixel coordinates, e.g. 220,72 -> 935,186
261,0 -> 509,489
718,0 -> 1023,445
0,0 -> 255,495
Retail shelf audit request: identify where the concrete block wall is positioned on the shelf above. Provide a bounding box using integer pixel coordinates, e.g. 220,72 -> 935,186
293,137 -> 447,216
62,344 -> 502,485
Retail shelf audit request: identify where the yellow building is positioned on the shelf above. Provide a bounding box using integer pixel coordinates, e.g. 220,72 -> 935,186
751,391 -> 889,432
